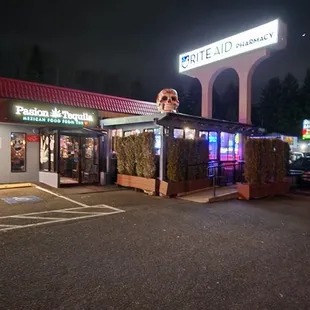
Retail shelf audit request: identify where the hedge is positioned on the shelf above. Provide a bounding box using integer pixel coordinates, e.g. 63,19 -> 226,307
167,138 -> 209,182
115,132 -> 156,178
244,138 -> 289,185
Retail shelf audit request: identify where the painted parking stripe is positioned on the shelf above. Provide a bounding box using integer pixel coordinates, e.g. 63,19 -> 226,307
35,186 -> 123,212
54,210 -> 108,214
11,215 -> 62,220
0,211 -> 123,232
0,186 -> 125,232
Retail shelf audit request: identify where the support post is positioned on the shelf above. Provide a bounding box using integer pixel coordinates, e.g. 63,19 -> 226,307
159,126 -> 167,181
105,129 -> 113,184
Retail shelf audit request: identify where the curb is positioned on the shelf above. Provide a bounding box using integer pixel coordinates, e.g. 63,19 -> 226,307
0,183 -> 33,190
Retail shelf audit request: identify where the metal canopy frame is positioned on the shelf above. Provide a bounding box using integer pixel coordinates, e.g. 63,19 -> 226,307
101,112 -> 264,136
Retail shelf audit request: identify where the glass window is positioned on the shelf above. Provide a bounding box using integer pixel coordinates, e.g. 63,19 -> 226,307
199,131 -> 208,140
220,132 -> 235,161
174,129 -> 184,138
49,134 -> 56,171
184,128 -> 195,139
234,133 -> 242,161
209,132 -> 218,160
11,133 -> 26,172
40,134 -> 50,171
40,131 -> 56,172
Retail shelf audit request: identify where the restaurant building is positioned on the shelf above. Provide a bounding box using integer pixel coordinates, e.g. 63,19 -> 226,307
0,77 -> 157,187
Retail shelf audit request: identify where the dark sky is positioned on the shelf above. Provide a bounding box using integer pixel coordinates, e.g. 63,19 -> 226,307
1,0 -> 310,101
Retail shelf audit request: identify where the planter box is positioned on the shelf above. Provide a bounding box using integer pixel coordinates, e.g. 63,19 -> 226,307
117,174 -> 158,193
237,181 -> 290,200
159,178 -> 213,197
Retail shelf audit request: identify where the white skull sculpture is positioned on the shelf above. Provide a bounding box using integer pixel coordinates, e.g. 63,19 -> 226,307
156,88 -> 179,113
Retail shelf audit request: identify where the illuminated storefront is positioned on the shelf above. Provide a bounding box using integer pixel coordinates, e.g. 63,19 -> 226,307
0,76 -> 157,186
0,99 -> 102,187
101,112 -> 261,182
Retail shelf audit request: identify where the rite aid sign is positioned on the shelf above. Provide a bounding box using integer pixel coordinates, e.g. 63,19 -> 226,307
179,19 -> 284,73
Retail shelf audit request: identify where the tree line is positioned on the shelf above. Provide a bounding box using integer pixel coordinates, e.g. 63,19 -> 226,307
252,71 -> 310,137
2,44 -> 310,137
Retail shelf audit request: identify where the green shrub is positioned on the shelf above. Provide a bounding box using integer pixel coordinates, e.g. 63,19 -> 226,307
244,137 -> 287,185
135,134 -> 144,177
283,142 -> 290,174
261,139 -> 273,183
187,139 -> 198,180
167,138 -> 209,182
142,132 -> 156,178
244,138 -> 261,184
124,135 -> 136,176
167,138 -> 187,182
115,137 -> 126,174
197,138 -> 209,179
272,139 -> 286,182
115,132 -> 156,178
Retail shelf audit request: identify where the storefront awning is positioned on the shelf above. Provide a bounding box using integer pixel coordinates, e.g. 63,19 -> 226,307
101,112 -> 265,135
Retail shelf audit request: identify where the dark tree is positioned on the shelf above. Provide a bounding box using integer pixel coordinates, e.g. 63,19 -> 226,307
176,76 -> 201,116
212,89 -> 222,119
130,80 -> 145,100
257,77 -> 282,133
221,83 -> 239,122
26,45 -> 44,82
300,68 -> 310,117
103,74 -> 126,97
278,73 -> 302,136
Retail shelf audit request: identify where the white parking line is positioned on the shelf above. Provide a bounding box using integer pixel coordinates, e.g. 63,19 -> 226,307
35,186 -> 123,212
0,186 -> 125,232
11,215 -> 62,220
0,210 -> 123,232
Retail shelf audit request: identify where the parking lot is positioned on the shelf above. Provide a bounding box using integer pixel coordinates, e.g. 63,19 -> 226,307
0,185 -> 125,232
0,186 -> 310,309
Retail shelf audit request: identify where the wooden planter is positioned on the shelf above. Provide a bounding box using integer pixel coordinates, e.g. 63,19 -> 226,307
159,178 -> 213,197
237,181 -> 290,200
117,174 -> 158,193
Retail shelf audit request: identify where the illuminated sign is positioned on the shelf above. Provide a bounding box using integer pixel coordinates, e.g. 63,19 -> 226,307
179,19 -> 281,72
302,119 -> 310,140
9,101 -> 98,127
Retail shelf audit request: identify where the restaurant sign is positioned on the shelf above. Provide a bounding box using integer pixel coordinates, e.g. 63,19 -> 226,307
9,101 -> 98,127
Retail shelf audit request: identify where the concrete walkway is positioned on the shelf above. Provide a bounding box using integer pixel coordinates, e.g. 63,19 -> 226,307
179,185 -> 238,203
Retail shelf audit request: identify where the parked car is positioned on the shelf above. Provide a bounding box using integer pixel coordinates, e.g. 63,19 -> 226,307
290,157 -> 310,183
291,152 -> 310,162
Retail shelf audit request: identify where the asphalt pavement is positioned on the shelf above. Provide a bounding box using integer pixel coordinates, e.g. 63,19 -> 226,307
0,187 -> 309,309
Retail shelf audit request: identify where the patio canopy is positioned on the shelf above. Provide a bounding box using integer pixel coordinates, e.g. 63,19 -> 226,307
101,112 -> 265,135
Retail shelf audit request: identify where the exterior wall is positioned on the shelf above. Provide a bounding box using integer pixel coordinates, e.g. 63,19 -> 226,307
39,172 -> 59,188
0,123 -> 40,184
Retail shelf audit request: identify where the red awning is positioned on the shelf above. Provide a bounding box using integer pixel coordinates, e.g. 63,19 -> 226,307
0,77 -> 158,115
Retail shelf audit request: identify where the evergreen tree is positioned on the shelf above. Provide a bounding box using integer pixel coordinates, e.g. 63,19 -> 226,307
301,68 -> 310,117
258,77 -> 282,133
221,83 -> 239,122
26,45 -> 44,82
176,76 -> 201,116
130,80 -> 145,100
278,73 -> 302,136
212,88 -> 223,120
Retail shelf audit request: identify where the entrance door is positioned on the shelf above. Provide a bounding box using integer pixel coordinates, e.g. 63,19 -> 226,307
59,135 -> 80,184
80,137 -> 99,184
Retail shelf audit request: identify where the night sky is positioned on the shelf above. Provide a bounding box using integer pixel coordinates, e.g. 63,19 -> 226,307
1,0 -> 310,102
